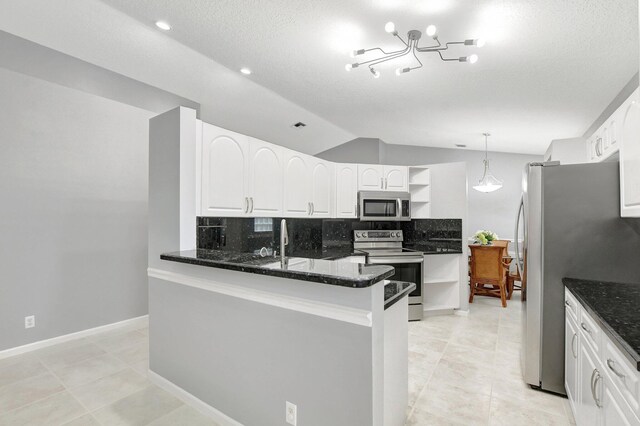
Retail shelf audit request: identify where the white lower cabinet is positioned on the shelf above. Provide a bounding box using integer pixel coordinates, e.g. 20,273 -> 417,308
604,375 -> 637,426
565,289 -> 640,425
577,338 -> 600,426
565,311 -> 579,404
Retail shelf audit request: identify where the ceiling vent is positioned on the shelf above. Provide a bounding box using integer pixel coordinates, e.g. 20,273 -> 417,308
292,122 -> 307,129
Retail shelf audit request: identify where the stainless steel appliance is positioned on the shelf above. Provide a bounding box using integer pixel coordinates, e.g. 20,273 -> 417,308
358,191 -> 411,221
354,230 -> 424,320
515,161 -> 640,395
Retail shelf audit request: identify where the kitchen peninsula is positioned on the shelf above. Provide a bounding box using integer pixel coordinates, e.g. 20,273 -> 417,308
148,108 -> 415,426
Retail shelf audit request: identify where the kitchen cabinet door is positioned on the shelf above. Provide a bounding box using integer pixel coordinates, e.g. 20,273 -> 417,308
620,89 -> 640,217
566,313 -> 579,406
248,138 -> 283,216
384,166 -> 408,191
201,123 -> 249,216
310,159 -> 332,217
335,163 -> 358,218
358,165 -> 384,190
283,149 -> 311,217
578,340 -> 601,426
602,377 -> 638,426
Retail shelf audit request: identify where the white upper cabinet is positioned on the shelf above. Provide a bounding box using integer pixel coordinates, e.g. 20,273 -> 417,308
201,123 -> 249,216
310,159 -> 333,217
335,163 -> 358,218
283,149 -> 312,217
248,137 -> 283,216
620,88 -> 640,217
384,166 -> 408,191
358,164 -> 384,190
358,164 -> 407,191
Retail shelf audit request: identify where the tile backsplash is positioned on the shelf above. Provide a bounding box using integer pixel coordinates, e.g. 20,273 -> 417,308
197,217 -> 462,256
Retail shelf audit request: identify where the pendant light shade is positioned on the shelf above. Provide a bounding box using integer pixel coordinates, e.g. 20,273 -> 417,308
473,133 -> 503,193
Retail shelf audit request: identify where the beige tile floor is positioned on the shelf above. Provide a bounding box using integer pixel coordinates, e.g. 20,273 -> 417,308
0,293 -> 575,425
0,321 -> 219,426
406,293 -> 577,426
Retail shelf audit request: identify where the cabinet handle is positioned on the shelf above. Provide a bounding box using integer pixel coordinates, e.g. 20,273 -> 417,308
308,202 -> 312,215
380,178 -> 384,189
250,197 -> 254,213
244,197 -> 249,213
596,138 -> 603,156
607,359 -> 626,379
571,333 -> 577,359
311,202 -> 315,215
385,178 -> 388,189
581,322 -> 591,335
565,300 -> 571,307
591,368 -> 602,408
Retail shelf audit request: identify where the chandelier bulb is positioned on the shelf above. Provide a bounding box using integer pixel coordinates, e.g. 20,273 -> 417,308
426,25 -> 437,37
465,39 -> 486,48
395,67 -> 411,76
351,49 -> 365,58
469,54 -> 479,64
384,22 -> 395,33
345,63 -> 359,72
370,67 -> 380,78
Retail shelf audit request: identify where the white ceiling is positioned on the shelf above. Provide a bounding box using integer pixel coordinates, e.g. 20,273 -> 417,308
100,0 -> 637,155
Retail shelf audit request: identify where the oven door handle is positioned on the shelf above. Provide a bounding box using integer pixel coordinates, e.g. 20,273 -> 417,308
367,257 -> 424,264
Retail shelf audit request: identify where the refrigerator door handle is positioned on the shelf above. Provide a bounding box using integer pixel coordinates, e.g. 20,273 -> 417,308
514,195 -> 525,276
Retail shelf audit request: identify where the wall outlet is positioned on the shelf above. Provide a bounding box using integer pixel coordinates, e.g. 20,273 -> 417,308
285,401 -> 297,426
25,315 -> 35,329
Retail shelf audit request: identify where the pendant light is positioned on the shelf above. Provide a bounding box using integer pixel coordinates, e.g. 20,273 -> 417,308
473,133 -> 503,193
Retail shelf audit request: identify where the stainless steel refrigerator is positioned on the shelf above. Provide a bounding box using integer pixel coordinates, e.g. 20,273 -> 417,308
515,161 -> 640,395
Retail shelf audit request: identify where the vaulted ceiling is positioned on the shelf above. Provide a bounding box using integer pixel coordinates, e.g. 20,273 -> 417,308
100,0 -> 638,154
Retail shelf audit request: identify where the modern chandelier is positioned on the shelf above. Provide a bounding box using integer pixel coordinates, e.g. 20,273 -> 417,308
473,133 -> 503,193
345,22 -> 484,78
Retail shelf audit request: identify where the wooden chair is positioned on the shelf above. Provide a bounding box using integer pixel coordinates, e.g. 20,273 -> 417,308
468,244 -> 510,307
493,240 -> 524,300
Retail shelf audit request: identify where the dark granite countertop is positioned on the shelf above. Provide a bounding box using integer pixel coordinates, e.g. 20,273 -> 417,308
564,278 -> 640,370
161,249 -> 394,288
384,281 -> 416,310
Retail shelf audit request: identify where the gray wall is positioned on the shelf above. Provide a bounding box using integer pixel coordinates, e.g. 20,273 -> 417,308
0,67 -> 152,350
319,140 -> 543,240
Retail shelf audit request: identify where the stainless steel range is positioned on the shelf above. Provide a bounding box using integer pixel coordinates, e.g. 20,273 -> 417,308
354,230 -> 424,321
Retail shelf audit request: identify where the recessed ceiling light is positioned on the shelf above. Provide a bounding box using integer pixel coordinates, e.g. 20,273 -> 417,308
240,68 -> 252,75
155,21 -> 171,31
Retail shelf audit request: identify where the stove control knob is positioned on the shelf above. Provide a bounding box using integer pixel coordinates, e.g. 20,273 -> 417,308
355,232 -> 361,238
392,232 -> 398,237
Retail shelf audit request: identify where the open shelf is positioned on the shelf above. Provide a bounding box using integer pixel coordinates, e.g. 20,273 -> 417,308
408,167 -> 431,186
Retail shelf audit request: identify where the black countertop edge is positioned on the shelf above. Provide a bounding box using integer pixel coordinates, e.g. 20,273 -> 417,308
422,250 -> 463,255
563,278 -> 640,371
160,250 -> 395,288
384,281 -> 416,310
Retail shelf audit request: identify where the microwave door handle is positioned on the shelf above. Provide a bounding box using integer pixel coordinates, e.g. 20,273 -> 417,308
397,199 -> 401,218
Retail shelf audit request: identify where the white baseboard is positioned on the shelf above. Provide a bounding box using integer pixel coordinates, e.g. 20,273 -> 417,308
0,315 -> 148,360
454,309 -> 469,317
148,370 -> 243,426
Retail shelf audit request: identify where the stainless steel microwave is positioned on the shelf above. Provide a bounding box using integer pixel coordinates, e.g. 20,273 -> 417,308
358,191 -> 411,221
